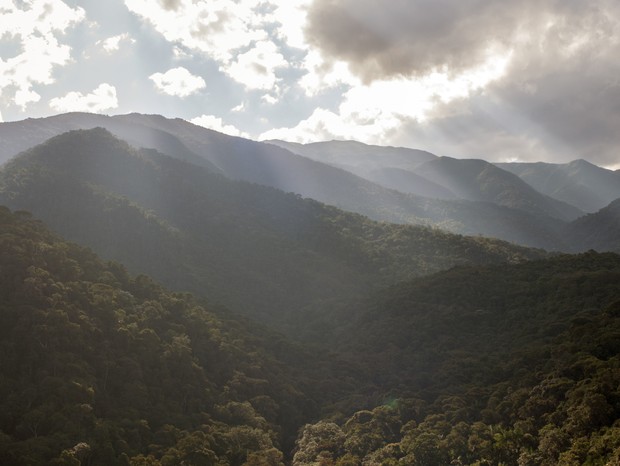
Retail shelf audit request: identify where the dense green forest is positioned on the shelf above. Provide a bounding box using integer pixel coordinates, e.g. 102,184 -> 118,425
298,253 -> 620,465
0,206 -> 359,465
2,206 -> 620,465
1,123 -> 619,465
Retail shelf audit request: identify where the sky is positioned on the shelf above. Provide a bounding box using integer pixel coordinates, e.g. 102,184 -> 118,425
1,0 -> 619,168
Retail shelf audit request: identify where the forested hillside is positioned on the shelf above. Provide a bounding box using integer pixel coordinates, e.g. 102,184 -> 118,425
0,117 -> 619,466
568,199 -> 620,253
294,252 -> 620,465
0,206 -> 350,465
2,206 -> 619,465
0,128 -> 543,337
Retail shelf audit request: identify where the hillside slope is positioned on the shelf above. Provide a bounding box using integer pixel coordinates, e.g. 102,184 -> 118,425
271,139 -> 583,221
294,252 -> 620,465
0,206 -> 356,465
569,198 -> 620,252
266,139 -> 436,173
413,157 -> 583,220
499,159 -> 620,213
0,128 -> 544,337
0,113 -> 570,250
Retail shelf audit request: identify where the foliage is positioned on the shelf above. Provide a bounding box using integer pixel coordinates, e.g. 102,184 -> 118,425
296,252 -> 620,465
0,128 -> 543,339
1,127 -> 620,465
0,206 -> 350,465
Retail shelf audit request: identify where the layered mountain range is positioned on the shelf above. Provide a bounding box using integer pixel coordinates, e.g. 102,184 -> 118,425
1,113 -> 620,465
2,113 -> 619,252
0,126 -> 542,337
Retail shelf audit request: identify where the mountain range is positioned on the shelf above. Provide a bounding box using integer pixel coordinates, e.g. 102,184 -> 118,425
0,127 -> 542,338
1,113 -> 618,252
1,201 -> 619,465
1,112 -> 620,465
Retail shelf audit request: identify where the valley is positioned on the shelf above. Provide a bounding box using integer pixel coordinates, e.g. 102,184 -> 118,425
0,113 -> 619,465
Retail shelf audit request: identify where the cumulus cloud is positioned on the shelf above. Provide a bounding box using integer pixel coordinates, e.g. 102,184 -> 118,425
264,0 -> 313,50
260,56 -> 509,144
124,0 -> 267,62
190,114 -> 249,138
224,40 -> 288,91
0,0 -> 85,110
149,67 -> 206,97
98,33 -> 135,53
124,0 -> 303,93
49,83 -> 118,113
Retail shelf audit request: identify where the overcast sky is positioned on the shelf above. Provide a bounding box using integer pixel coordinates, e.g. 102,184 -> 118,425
1,0 -> 619,167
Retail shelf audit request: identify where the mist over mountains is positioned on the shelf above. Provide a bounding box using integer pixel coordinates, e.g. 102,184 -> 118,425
0,126 -> 542,337
1,113 -> 620,465
2,113 -> 619,252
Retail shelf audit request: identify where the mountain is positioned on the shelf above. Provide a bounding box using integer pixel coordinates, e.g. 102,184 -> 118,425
499,159 -> 620,213
568,198 -> 620,252
0,205 -> 359,465
0,112 -> 221,173
358,166 -> 458,199
269,139 -> 583,221
0,128 -> 544,338
412,157 -> 583,221
2,125 -> 620,465
296,251 -> 620,465
265,139 -> 437,173
3,201 -> 620,465
0,113 -> 569,250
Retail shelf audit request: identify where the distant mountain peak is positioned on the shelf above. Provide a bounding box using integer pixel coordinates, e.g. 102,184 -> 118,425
568,158 -> 596,168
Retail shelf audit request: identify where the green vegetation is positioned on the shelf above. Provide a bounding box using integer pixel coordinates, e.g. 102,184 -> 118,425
3,204 -> 619,465
569,199 -> 620,253
295,253 -> 620,465
1,125 -> 619,465
0,206 -> 358,465
0,128 -> 543,337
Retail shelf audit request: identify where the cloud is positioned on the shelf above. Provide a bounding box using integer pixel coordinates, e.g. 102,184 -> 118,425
260,56 -> 510,144
231,102 -> 246,112
190,114 -> 249,138
149,67 -> 206,98
124,0 -> 267,62
264,0 -> 313,50
305,0 -> 571,82
380,0 -> 620,166
0,0 -> 85,110
98,33 -> 135,53
124,0 -> 302,93
49,83 -> 118,113
277,0 -> 620,166
260,108 -> 355,142
223,40 -> 288,91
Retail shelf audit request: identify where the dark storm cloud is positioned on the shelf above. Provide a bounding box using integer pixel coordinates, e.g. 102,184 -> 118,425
305,0 -> 533,80
306,0 -> 620,165
160,0 -> 182,11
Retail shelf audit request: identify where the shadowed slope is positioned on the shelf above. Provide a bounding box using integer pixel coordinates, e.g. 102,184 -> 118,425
0,128 -> 544,337
499,159 -> 620,213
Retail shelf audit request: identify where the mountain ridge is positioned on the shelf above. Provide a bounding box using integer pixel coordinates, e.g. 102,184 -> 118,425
0,127 -> 546,338
499,159 -> 620,213
0,113 -> 578,250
